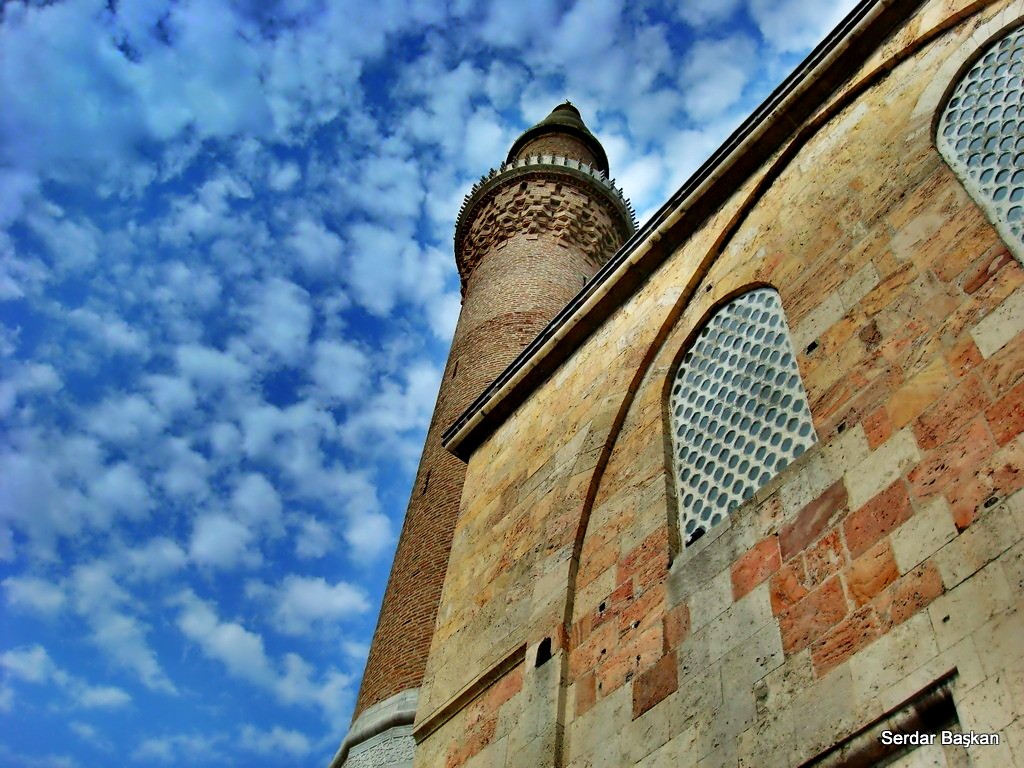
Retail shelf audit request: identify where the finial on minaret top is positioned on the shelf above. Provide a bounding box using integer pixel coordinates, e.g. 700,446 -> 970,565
506,101 -> 609,173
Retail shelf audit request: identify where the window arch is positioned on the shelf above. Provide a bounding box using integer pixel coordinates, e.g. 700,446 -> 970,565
669,287 -> 817,546
937,24 -> 1024,260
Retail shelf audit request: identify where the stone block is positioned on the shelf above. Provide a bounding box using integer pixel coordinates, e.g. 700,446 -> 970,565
848,611 -> 939,704
873,559 -> 944,628
810,604 -> 880,676
843,480 -> 913,559
933,501 -> 1021,589
913,372 -> 991,450
778,576 -> 848,654
624,682 -> 674,762
780,480 -> 848,560
688,568 -> 733,632
886,356 -> 954,431
839,261 -> 881,310
731,536 -> 782,601
769,559 -> 809,616
927,560 -> 1015,651
957,673 -> 1017,734
970,286 -> 1024,359
844,427 -> 922,510
891,496 -> 958,574
632,651 -> 677,721
804,528 -> 846,588
986,378 -> 1024,446
780,451 -> 838,519
847,540 -> 900,607
705,582 -> 774,663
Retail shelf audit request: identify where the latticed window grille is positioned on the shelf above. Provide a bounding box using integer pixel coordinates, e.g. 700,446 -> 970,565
937,24 -> 1024,259
669,288 -> 817,546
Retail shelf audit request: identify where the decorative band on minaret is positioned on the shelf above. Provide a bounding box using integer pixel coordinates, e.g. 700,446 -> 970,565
330,103 -> 635,768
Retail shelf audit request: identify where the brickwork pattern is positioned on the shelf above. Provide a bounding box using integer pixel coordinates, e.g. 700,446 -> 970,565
515,134 -> 599,168
456,161 -> 635,291
353,129 -> 633,720
413,2 -> 1024,766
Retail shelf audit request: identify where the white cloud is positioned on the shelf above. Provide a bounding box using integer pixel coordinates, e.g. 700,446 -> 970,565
132,732 -> 225,764
189,514 -> 259,570
294,516 -> 332,560
174,589 -> 275,686
122,538 -> 188,582
675,0 -> 743,28
175,344 -> 250,391
1,646 -> 55,683
3,576 -> 66,616
252,575 -> 370,636
268,161 -> 302,192
84,395 -> 165,446
231,473 -> 284,537
310,340 -> 371,403
343,512 -> 394,563
71,563 -> 175,693
680,35 -> 759,121
173,590 -> 355,724
0,644 -> 132,709
145,374 -> 196,419
243,277 -> 312,365
286,217 -> 344,277
88,462 -> 153,524
750,0 -> 858,53
239,724 -> 311,757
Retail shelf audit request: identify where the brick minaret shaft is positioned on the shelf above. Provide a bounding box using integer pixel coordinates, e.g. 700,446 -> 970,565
352,103 -> 636,719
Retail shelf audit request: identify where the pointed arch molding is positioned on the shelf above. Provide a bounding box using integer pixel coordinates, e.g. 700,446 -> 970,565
914,3 -> 1024,263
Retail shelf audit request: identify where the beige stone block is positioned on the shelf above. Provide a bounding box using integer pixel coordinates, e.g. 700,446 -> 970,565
928,560 -> 1016,651
821,423 -> 870,477
839,261 -> 881,311
672,710 -> 718,767
464,735 -> 507,768
1005,539 -> 1024,595
758,650 -> 814,716
565,685 -> 627,767
892,497 -> 958,575
964,739 -> 1019,768
621,693 -> 673,765
934,502 -> 1021,589
873,634 -> 983,715
667,666 -> 721,740
844,427 -> 922,511
793,292 -> 845,352
974,603 -> 1024,680
780,451 -> 838,518
850,612 -> 940,703
791,665 -> 861,762
970,287 -> 1024,359
688,567 -> 733,632
633,738 -> 676,768
1005,715 -> 1024,767
957,673 -> 1017,736
705,582 -> 774,664
720,621 -> 785,695
736,712 -> 797,768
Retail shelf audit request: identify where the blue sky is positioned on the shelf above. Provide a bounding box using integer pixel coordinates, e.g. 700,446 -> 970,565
0,0 -> 857,764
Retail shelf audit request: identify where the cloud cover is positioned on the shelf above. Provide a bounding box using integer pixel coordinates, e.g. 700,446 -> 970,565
0,0 -> 858,764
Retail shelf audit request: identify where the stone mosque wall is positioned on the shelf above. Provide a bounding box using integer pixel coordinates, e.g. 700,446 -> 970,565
412,1 -> 1024,765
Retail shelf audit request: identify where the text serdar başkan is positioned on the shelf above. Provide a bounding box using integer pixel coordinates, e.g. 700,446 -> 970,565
880,730 -> 1000,747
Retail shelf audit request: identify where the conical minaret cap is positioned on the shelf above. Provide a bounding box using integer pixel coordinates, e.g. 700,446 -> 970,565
506,102 -> 610,174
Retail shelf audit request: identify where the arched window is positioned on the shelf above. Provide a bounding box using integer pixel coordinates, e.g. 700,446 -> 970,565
937,25 -> 1024,259
669,287 -> 816,546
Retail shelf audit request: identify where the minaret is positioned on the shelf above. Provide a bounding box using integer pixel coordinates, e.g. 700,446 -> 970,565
330,103 -> 635,767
